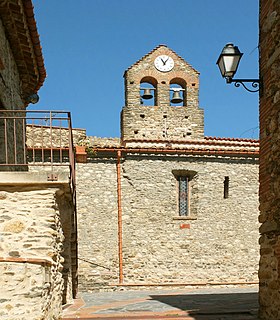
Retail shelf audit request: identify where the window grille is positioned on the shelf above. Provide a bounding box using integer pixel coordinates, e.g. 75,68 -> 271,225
224,176 -> 229,198
178,176 -> 189,216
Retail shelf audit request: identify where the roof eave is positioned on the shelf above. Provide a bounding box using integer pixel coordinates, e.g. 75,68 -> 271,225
0,0 -> 46,103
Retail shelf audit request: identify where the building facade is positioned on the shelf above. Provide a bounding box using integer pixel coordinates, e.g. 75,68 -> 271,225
76,45 -> 260,291
0,1 -> 266,318
0,0 -> 45,169
259,0 -> 280,319
0,2 -> 77,319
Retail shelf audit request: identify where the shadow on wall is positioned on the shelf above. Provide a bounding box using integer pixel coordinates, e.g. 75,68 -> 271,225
56,189 -> 76,304
150,292 -> 259,319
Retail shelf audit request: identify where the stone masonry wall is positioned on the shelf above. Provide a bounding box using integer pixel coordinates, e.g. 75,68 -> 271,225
0,19 -> 23,110
259,0 -> 280,319
26,126 -> 86,148
121,106 -> 204,141
77,153 -> 259,291
0,182 -> 73,319
77,160 -> 119,291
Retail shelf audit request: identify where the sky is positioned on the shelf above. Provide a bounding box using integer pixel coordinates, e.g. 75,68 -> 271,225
31,0 -> 259,139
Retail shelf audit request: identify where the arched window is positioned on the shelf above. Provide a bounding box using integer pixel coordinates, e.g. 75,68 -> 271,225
140,77 -> 157,106
170,78 -> 187,106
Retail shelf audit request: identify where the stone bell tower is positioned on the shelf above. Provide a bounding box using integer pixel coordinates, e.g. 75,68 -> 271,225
121,45 -> 204,141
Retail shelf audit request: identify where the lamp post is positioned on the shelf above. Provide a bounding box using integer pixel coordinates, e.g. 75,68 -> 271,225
216,43 -> 260,93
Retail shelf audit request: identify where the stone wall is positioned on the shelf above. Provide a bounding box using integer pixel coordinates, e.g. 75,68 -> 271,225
259,0 -> 280,319
77,160 -> 119,291
121,105 -> 204,141
0,19 -> 23,110
0,174 -> 74,319
26,125 -> 86,149
77,153 -> 259,291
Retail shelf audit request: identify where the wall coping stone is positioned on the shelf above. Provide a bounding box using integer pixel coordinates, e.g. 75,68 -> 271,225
0,172 -> 70,185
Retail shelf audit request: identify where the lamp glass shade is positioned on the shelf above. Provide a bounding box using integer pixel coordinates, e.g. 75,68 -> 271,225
216,43 -> 243,79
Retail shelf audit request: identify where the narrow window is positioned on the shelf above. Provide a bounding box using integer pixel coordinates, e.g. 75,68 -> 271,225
178,176 -> 189,216
224,176 -> 229,199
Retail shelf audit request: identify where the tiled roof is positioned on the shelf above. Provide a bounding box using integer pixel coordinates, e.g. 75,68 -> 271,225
0,0 -> 46,102
123,137 -> 259,147
87,136 -> 259,157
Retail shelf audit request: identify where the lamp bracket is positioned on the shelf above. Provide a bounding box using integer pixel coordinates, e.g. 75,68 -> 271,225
226,78 -> 260,93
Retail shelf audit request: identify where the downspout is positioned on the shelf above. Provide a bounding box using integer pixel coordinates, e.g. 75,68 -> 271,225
116,150 -> 123,283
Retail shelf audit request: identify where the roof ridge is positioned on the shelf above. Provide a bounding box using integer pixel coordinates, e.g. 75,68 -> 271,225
122,138 -> 259,145
204,136 -> 259,143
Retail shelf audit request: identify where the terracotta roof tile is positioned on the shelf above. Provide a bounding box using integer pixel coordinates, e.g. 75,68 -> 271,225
85,136 -> 259,157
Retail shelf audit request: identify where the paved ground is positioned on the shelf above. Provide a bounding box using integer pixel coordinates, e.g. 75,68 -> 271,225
62,285 -> 259,320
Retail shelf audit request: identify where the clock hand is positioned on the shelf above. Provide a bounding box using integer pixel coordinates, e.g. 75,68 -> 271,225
160,58 -> 166,65
163,57 -> 169,64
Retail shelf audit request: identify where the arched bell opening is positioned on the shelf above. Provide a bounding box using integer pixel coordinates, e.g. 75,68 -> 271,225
140,77 -> 157,106
170,78 -> 187,106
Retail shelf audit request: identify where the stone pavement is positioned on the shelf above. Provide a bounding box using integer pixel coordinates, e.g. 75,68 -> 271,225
62,285 -> 259,320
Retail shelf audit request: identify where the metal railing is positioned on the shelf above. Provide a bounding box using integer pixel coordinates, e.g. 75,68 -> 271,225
0,109 -> 76,192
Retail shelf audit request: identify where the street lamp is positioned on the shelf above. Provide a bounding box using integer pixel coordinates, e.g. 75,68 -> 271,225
216,43 -> 260,93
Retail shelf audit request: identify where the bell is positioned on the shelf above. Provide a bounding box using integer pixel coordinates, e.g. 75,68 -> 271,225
171,91 -> 183,104
141,89 -> 153,100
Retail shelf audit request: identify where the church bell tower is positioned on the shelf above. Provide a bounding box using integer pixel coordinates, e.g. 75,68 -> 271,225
121,45 -> 204,141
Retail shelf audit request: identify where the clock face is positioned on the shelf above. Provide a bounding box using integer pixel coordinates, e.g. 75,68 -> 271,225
154,55 -> 174,72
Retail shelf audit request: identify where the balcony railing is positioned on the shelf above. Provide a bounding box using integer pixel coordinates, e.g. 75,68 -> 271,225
0,109 -> 76,193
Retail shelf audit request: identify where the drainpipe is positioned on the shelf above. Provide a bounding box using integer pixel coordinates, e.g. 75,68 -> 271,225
116,150 -> 123,283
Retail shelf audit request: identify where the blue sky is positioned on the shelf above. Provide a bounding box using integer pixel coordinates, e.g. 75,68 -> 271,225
32,0 -> 259,139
